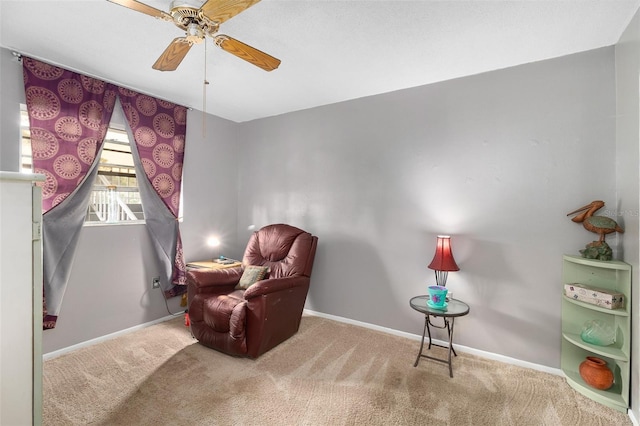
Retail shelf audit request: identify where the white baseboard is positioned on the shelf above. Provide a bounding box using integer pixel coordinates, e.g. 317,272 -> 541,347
303,309 -> 563,377
629,410 -> 639,426
42,314 -> 179,361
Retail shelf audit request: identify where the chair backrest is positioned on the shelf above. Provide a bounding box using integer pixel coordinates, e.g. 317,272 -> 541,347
242,224 -> 317,279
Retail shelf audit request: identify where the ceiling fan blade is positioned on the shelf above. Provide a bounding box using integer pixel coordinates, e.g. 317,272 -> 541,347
200,0 -> 261,24
152,38 -> 193,71
107,0 -> 172,21
215,35 -> 280,72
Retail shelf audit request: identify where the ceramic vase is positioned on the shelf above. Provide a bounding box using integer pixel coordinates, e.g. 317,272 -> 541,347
579,356 -> 614,390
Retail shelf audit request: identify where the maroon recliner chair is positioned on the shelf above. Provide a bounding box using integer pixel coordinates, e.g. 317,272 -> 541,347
187,224 -> 318,358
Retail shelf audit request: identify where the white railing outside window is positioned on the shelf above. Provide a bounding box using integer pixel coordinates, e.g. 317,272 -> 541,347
88,185 -> 143,223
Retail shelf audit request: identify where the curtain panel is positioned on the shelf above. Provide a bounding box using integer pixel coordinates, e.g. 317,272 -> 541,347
23,57 -> 117,328
117,88 -> 187,297
23,57 -> 189,328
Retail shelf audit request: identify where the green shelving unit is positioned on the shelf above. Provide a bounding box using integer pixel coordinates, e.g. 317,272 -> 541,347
561,255 -> 631,413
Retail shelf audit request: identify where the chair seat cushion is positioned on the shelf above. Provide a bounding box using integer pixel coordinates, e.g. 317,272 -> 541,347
203,291 -> 246,335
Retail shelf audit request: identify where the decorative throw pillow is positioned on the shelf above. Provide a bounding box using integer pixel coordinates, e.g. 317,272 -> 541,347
235,265 -> 269,290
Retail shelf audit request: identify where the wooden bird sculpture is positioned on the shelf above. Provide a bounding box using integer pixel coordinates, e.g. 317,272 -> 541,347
567,200 -> 624,242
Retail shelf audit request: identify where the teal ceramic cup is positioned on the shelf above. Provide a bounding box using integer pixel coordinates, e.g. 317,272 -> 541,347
428,285 -> 448,308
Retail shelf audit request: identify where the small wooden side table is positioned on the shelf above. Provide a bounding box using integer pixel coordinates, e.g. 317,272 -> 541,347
186,260 -> 242,270
409,296 -> 470,378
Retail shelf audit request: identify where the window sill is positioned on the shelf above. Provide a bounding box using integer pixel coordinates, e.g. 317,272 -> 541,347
83,220 -> 146,227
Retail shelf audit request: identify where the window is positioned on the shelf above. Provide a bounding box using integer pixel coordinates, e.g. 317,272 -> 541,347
20,107 -> 144,224
88,127 -> 144,223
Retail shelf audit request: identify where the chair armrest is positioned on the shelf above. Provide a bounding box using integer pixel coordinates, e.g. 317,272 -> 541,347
187,267 -> 243,295
244,275 -> 309,300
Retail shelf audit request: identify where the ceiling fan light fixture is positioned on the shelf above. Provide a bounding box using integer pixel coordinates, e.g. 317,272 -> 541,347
185,22 -> 205,44
170,0 -> 205,10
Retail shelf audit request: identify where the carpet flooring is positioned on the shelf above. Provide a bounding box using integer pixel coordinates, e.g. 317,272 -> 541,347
42,315 -> 631,425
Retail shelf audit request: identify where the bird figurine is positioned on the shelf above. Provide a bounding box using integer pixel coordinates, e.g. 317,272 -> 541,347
567,200 -> 624,260
567,200 -> 624,241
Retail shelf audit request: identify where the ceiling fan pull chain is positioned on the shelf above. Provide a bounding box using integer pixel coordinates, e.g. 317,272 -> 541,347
202,39 -> 211,138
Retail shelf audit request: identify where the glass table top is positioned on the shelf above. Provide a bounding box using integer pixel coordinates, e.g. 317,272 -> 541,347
410,295 -> 470,317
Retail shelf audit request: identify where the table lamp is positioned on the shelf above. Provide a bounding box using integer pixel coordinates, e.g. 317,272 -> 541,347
207,236 -> 221,261
428,235 -> 459,287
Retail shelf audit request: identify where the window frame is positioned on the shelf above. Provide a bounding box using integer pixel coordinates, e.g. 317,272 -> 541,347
19,106 -> 146,226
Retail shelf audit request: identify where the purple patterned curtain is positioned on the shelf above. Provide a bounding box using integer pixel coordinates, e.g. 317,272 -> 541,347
117,88 -> 187,297
23,57 -> 116,212
23,57 -> 117,328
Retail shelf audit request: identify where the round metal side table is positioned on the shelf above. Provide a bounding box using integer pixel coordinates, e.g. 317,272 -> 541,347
409,295 -> 470,378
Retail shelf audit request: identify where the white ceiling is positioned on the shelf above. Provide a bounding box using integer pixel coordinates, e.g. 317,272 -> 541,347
1,0 -> 639,123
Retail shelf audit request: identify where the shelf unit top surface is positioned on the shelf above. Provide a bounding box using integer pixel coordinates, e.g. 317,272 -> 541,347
563,255 -> 631,271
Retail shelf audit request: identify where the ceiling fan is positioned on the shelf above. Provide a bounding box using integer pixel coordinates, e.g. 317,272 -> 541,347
107,0 -> 281,72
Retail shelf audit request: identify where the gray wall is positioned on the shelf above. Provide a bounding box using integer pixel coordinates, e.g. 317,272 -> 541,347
616,8 -> 640,418
181,109 -> 240,263
42,224 -> 168,350
237,47 -> 617,368
0,44 -> 626,372
0,47 -> 240,353
0,49 -> 22,171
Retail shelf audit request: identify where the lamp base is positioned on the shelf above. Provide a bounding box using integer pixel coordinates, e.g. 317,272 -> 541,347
434,270 -> 449,287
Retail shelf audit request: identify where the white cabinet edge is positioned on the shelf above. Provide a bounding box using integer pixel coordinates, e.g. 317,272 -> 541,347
0,171 -> 45,182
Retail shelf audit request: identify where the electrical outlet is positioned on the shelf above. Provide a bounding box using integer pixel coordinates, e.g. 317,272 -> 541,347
152,277 -> 160,289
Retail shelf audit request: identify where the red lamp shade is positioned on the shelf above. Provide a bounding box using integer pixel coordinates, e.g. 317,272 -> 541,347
428,235 -> 459,272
